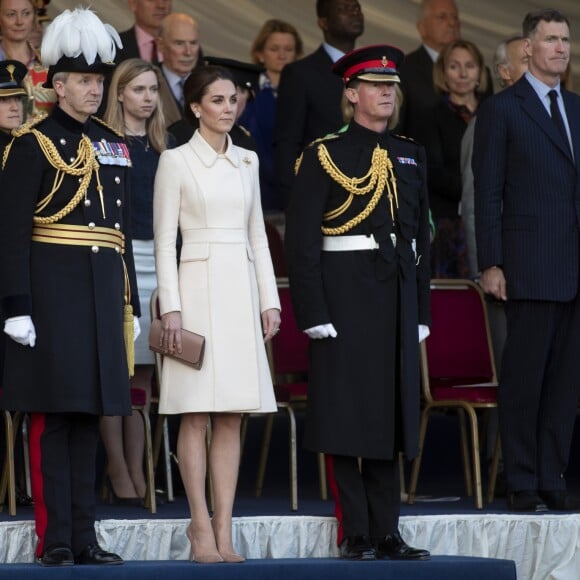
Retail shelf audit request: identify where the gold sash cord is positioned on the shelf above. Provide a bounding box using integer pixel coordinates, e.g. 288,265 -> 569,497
31,223 -> 135,377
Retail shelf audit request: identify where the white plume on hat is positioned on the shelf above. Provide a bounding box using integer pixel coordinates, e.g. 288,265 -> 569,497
41,6 -> 122,68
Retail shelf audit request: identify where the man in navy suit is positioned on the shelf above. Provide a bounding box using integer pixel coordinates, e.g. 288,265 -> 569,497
474,8 -> 580,512
274,0 -> 364,206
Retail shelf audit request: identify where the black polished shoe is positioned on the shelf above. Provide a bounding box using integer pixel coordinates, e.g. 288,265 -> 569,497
508,490 -> 548,512
339,536 -> 376,560
374,531 -> 431,561
75,543 -> 123,565
37,544 -> 74,567
539,490 -> 580,511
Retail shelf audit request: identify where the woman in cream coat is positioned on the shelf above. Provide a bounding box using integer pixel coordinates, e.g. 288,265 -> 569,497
153,66 -> 280,564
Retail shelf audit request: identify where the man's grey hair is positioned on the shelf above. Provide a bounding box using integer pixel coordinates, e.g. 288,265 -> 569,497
493,35 -> 523,88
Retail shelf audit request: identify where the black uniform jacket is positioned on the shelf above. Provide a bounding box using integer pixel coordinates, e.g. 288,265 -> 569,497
285,121 -> 430,460
0,106 -> 140,415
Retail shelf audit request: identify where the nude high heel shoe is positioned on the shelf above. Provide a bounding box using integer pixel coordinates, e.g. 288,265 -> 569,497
186,524 -> 223,564
219,551 -> 245,563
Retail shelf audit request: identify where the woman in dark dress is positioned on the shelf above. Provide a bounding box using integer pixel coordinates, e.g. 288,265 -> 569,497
102,58 -> 174,502
424,39 -> 488,278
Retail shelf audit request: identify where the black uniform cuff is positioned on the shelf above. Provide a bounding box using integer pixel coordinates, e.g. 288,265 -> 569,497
1,295 -> 32,319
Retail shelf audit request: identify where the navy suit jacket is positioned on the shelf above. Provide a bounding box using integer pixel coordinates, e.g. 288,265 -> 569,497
474,75 -> 580,301
273,45 -> 344,206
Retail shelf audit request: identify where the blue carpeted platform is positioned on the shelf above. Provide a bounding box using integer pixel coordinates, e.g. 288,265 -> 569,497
0,557 -> 517,580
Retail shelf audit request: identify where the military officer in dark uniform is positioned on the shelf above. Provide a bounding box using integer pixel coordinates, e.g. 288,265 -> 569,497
0,60 -> 28,161
286,45 -> 431,561
0,59 -> 28,378
0,8 -> 140,567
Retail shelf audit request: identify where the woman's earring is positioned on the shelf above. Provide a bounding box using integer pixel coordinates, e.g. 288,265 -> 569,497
194,111 -> 201,118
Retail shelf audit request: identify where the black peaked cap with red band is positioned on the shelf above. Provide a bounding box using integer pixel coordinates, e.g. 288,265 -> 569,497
333,44 -> 404,86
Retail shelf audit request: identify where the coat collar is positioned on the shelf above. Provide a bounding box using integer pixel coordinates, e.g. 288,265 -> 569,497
188,130 -> 239,168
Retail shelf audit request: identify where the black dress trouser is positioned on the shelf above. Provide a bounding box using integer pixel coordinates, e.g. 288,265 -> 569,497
30,412 -> 100,557
332,454 -> 399,540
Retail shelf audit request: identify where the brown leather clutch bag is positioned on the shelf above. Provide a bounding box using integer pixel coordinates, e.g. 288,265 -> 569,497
149,318 -> 205,370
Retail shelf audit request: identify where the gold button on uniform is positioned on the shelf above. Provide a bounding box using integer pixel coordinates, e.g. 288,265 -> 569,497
116,199 -> 122,207
91,246 -> 99,253
60,138 -> 66,145
115,246 -> 120,253
88,222 -> 95,229
114,223 -> 120,230
84,199 -> 91,207
114,176 -> 120,184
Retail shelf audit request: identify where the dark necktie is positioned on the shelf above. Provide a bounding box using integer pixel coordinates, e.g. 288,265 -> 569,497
177,78 -> 185,109
548,89 -> 571,153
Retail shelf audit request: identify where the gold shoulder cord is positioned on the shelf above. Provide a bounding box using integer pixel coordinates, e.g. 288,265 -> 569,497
91,115 -> 124,138
30,129 -> 105,223
1,138 -> 14,170
318,143 -> 399,235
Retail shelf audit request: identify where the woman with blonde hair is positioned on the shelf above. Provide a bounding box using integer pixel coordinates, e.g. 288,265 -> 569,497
101,57 -> 174,503
424,38 -> 488,278
239,19 -> 303,212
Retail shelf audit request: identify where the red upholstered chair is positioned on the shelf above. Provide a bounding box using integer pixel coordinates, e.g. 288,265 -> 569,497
407,279 -> 500,509
255,277 -> 327,511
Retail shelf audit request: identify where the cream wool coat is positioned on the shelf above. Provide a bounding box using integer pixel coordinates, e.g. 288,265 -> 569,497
153,130 -> 280,414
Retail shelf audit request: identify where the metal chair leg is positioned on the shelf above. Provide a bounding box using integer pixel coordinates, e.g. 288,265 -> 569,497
317,453 -> 327,500
0,411 -> 16,516
487,430 -> 501,503
407,406 -> 430,504
457,408 -> 473,497
255,413 -> 274,498
134,407 -> 156,514
285,405 -> 298,511
465,406 -> 483,509
152,414 -> 174,502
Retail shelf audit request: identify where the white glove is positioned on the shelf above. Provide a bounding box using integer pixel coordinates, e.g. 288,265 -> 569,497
304,323 -> 338,339
4,315 -> 36,347
418,324 -> 430,343
133,316 -> 141,341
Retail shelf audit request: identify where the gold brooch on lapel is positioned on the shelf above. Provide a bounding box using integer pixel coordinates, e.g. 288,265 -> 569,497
242,156 -> 251,166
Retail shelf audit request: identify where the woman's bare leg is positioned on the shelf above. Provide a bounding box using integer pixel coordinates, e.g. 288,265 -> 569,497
209,413 -> 244,562
178,412 -> 222,563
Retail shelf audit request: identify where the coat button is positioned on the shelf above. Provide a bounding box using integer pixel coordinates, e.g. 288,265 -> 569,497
116,199 -> 122,207
88,222 -> 96,229
84,199 -> 91,207
115,246 -> 120,253
70,157 -> 75,162
114,223 -> 120,230
60,138 -> 66,145
91,246 -> 99,253
114,176 -> 120,184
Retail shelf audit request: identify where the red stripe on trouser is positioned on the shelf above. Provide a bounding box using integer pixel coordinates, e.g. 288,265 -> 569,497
325,454 -> 344,546
29,413 -> 47,557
